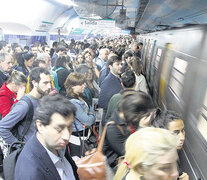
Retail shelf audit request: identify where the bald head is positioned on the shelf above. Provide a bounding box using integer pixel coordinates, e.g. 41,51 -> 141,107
131,42 -> 139,53
0,53 -> 13,73
99,48 -> 109,61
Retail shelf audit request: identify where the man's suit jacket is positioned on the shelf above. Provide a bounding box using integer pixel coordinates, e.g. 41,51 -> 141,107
15,133 -> 79,180
98,72 -> 123,111
51,53 -> 58,67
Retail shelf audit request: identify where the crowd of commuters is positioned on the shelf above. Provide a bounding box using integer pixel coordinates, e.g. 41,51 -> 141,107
0,37 -> 189,179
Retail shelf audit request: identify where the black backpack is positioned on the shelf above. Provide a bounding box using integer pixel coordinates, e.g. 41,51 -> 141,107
0,89 -> 16,173
2,96 -> 34,180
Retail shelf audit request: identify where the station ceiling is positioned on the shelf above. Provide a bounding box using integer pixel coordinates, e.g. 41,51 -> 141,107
0,0 -> 207,35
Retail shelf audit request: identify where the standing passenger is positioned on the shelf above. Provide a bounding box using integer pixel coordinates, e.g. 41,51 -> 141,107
51,45 -> 66,67
0,68 -> 51,152
0,53 -> 13,88
54,56 -> 71,96
103,91 -> 154,171
64,72 -> 96,158
98,55 -> 123,126
0,71 -> 27,118
15,95 -> 79,180
114,127 -> 179,180
105,70 -> 136,123
16,52 -> 34,77
151,110 -> 189,179
93,48 -> 109,69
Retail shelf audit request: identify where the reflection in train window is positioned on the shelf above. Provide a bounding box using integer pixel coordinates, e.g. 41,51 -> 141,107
198,89 -> 207,142
147,43 -> 153,59
173,57 -> 188,73
169,57 -> 188,99
154,48 -> 162,69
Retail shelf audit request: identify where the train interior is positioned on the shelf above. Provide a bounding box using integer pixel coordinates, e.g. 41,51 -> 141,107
1,0 -> 207,179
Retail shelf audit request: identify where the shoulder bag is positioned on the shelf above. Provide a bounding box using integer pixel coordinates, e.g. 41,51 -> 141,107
75,121 -> 115,180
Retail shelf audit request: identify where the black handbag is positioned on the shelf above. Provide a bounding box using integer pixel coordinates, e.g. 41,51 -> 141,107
74,122 -> 97,157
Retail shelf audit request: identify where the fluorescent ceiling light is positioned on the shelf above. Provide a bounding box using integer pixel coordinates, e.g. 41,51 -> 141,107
55,0 -> 78,7
84,14 -> 102,20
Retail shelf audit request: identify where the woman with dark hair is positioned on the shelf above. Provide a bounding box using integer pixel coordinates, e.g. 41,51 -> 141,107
64,72 -> 96,158
85,67 -> 100,98
72,54 -> 85,69
54,55 -> 71,95
16,52 -> 34,77
122,51 -> 133,73
151,110 -> 189,180
103,91 -> 156,171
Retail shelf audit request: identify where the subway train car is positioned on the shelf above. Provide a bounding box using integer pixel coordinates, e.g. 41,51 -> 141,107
138,25 -> 207,180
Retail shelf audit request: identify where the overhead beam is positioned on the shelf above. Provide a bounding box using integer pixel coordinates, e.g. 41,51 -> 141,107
135,0 -> 149,28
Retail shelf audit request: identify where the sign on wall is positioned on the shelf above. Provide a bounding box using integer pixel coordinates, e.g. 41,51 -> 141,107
79,18 -> 115,29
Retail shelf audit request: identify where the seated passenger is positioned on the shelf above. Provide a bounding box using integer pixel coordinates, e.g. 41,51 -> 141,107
151,110 -> 189,180
114,127 -> 178,180
103,91 -> 154,171
0,70 -> 27,118
15,95 -> 79,180
64,72 -> 96,157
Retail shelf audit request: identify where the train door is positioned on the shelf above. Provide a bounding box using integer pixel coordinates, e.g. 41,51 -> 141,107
145,39 -> 156,83
158,43 -> 174,109
142,39 -> 150,75
151,47 -> 163,105
148,40 -> 157,91
165,55 -> 190,113
180,60 -> 207,180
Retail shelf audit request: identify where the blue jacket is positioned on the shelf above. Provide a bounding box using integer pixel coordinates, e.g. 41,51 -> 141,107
0,95 -> 38,145
99,63 -> 110,87
15,133 -> 79,180
51,53 -> 58,67
15,65 -> 29,77
98,72 -> 123,111
70,98 -> 96,132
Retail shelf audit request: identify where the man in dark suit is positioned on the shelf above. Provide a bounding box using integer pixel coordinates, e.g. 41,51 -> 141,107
15,95 -> 79,180
51,45 -> 66,67
98,55 -> 123,126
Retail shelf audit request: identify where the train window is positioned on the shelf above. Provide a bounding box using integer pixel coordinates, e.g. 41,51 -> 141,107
169,57 -> 188,99
173,57 -> 188,74
197,89 -> 207,141
154,48 -> 162,69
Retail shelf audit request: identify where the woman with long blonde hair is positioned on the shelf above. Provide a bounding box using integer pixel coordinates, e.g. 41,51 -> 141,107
114,127 -> 179,180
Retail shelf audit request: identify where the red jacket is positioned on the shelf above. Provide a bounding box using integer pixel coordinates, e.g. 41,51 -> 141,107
0,83 -> 18,118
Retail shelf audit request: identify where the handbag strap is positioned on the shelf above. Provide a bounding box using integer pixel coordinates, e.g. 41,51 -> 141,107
97,121 -> 115,152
